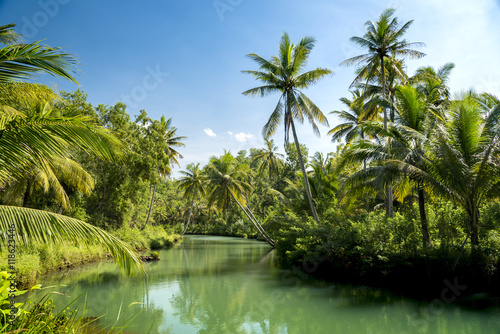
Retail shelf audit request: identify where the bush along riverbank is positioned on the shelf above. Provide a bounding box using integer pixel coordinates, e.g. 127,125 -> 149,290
0,224 -> 180,289
273,203 -> 500,306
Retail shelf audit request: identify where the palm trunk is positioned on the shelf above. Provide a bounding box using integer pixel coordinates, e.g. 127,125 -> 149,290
22,179 -> 31,207
180,184 -> 197,237
418,187 -> 431,247
228,189 -> 275,247
145,182 -> 156,226
468,202 -> 479,245
290,119 -> 320,223
381,55 -> 393,218
363,159 -> 369,211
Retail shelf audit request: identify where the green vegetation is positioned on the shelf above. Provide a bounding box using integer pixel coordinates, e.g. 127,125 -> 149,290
1,6 -> 500,332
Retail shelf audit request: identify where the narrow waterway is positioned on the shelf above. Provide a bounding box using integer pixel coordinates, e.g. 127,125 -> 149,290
39,236 -> 500,334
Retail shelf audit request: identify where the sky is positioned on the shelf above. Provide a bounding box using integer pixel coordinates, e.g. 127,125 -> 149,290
1,0 -> 499,177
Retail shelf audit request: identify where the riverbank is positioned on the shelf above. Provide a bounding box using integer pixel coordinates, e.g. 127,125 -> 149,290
0,225 -> 180,289
35,235 -> 500,333
273,211 -> 500,305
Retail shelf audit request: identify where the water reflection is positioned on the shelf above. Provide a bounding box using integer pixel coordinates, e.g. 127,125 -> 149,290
39,236 -> 500,334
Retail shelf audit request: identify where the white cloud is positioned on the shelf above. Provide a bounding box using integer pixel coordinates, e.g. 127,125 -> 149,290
234,132 -> 254,142
228,131 -> 233,135
203,128 -> 217,137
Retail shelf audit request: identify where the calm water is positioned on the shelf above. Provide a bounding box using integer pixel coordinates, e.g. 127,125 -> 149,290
39,236 -> 500,334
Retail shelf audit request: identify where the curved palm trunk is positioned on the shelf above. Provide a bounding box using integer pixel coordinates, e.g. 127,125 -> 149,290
290,119 -> 320,223
228,189 -> 275,247
381,55 -> 394,218
180,184 -> 197,237
417,187 -> 431,247
145,182 -> 156,226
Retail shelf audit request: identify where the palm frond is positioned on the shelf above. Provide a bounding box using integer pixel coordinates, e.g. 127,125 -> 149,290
0,205 -> 145,275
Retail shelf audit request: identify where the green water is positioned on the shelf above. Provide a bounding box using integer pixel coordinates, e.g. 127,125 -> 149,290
40,236 -> 500,334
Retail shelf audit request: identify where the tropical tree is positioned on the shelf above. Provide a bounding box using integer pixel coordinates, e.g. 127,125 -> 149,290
391,84 -> 434,246
206,151 -> 274,246
242,32 -> 332,223
422,93 -> 500,245
177,163 -> 207,236
135,112 -> 185,226
1,155 -> 93,210
0,84 -> 93,210
411,62 -> 455,113
0,91 -> 144,274
0,23 -> 143,273
340,8 -> 425,217
252,139 -> 284,184
338,84 -> 437,246
329,89 -> 376,144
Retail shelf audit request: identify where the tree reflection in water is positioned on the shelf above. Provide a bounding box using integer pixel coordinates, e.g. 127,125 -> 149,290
41,236 -> 500,334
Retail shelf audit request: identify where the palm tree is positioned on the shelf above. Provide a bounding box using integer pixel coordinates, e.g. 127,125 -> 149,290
328,89 -> 376,144
340,8 -> 425,217
0,94 -> 144,274
142,115 -> 185,226
308,152 -> 338,201
252,139 -> 284,184
1,155 -> 94,210
423,93 -> 500,245
206,151 -> 274,246
411,62 -> 455,112
392,84 -> 434,246
0,24 -> 78,83
0,24 -> 142,272
177,163 -> 207,236
242,32 -> 332,223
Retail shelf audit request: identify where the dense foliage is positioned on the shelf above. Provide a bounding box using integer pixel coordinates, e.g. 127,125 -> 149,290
1,7 -> 500,332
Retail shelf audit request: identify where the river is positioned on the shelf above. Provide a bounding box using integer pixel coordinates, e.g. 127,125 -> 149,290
39,235 -> 500,334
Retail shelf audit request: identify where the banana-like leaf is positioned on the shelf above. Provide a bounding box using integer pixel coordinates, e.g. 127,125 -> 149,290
0,205 -> 145,275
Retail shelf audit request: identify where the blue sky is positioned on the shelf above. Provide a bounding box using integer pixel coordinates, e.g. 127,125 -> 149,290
1,0 -> 499,176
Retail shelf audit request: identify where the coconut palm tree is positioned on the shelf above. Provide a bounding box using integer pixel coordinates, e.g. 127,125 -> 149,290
0,96 -> 144,274
242,32 -> 332,223
411,62 -> 455,112
328,89 -> 377,144
206,152 -> 274,246
340,8 -> 425,217
423,93 -> 500,245
142,115 -> 185,226
252,139 -> 284,184
0,27 -> 142,273
391,84 -> 434,246
341,8 -> 425,128
1,155 -> 94,210
177,163 -> 207,236
340,84 -> 438,246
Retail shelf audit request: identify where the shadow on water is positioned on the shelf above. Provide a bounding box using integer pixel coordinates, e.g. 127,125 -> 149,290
37,235 -> 500,334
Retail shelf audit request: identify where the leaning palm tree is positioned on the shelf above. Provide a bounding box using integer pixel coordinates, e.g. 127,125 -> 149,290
177,163 -> 207,236
242,32 -> 332,223
206,151 -> 274,246
340,8 -> 425,217
143,115 -> 186,226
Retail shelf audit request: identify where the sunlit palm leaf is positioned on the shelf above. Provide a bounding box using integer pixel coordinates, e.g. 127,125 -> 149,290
0,205 -> 145,275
